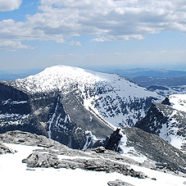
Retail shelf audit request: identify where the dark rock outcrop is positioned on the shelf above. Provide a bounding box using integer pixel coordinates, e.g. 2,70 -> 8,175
161,97 -> 171,106
105,128 -> 122,152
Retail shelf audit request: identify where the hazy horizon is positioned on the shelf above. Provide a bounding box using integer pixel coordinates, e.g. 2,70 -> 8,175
1,64 -> 186,75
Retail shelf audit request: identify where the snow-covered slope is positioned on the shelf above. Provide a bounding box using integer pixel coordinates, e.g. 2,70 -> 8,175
13,65 -> 161,127
169,94 -> 186,113
14,66 -> 157,96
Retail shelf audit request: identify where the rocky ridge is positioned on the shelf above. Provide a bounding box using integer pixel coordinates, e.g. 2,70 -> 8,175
0,130 -> 185,174
136,95 -> 186,153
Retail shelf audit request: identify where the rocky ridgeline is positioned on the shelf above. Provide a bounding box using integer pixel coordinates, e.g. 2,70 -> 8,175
0,131 -> 147,180
0,130 -> 186,175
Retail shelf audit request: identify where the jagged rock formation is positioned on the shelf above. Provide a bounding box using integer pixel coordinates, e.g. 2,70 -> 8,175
0,130 -> 147,178
105,128 -> 123,152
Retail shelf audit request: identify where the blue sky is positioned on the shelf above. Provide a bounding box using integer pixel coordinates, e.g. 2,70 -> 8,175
0,0 -> 186,72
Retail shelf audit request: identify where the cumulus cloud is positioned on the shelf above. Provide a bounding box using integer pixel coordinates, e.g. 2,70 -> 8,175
0,0 -> 186,48
0,0 -> 22,12
33,0 -> 186,41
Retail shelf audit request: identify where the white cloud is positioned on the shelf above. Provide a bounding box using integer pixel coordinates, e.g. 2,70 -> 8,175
0,0 -> 186,48
27,0 -> 186,41
0,0 -> 22,12
69,40 -> 82,47
0,40 -> 28,49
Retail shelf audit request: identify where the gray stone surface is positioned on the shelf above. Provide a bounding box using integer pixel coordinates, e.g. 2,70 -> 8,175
0,143 -> 13,154
107,180 -> 135,186
22,150 -> 146,178
0,131 -> 146,178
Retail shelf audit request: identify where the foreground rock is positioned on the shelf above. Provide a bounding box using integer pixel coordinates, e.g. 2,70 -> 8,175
0,131 -> 146,178
22,150 -> 146,179
0,130 -> 186,175
0,143 -> 13,154
107,180 -> 135,186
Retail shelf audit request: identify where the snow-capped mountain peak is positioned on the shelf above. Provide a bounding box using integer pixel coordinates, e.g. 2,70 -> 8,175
15,65 -> 159,97
11,65 -> 162,128
15,65 -> 106,93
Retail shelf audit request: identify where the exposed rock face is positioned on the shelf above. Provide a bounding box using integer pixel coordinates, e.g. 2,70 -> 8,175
0,130 -> 63,148
22,152 -> 59,168
92,127 -> 186,173
161,97 -> 171,105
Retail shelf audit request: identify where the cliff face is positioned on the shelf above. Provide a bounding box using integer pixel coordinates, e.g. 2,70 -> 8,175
0,82 -> 112,149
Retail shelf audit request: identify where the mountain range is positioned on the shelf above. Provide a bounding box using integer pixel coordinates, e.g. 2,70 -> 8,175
0,65 -> 186,185
0,65 -> 162,149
